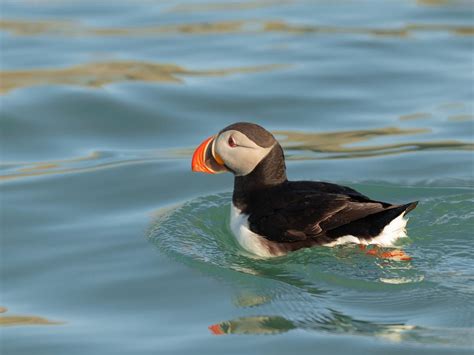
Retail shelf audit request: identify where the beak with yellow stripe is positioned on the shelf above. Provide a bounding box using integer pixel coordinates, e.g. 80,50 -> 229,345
191,135 -> 228,174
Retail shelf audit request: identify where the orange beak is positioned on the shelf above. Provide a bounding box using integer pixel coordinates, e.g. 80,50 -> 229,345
208,323 -> 226,335
191,136 -> 227,174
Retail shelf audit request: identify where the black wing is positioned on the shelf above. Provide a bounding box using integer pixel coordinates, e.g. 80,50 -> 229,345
285,181 -> 372,200
246,181 -> 416,244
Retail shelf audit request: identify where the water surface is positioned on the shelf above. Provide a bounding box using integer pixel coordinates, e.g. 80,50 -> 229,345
1,0 -> 473,354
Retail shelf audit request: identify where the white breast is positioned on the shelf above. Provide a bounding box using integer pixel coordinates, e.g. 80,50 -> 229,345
230,205 -> 279,258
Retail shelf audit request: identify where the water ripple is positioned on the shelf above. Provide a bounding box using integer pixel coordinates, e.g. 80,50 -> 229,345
2,120 -> 472,181
1,18 -> 472,38
147,190 -> 473,345
0,61 -> 285,94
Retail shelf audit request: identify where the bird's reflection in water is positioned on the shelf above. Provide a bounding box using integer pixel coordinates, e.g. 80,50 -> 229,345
207,309 -> 474,346
209,315 -> 295,335
207,250 -> 426,342
148,197 -> 430,342
208,310 -> 417,342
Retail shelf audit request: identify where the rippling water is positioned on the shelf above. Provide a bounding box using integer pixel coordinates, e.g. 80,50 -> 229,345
1,0 -> 473,354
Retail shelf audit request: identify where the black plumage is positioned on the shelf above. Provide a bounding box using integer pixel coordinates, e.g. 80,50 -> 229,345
230,125 -> 418,251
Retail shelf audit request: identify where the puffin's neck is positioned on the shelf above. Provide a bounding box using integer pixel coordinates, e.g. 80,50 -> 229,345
232,144 -> 287,209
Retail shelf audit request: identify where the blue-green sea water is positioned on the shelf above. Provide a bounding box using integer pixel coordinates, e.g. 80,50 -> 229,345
1,0 -> 473,354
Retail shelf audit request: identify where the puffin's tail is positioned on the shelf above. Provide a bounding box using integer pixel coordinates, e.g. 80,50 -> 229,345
364,201 -> 418,246
325,201 -> 418,240
402,201 -> 419,215
376,201 -> 418,226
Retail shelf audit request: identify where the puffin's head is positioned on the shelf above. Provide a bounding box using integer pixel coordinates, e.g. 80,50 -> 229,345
191,122 -> 277,176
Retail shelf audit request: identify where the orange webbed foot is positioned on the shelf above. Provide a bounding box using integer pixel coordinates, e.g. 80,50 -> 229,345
360,245 -> 412,261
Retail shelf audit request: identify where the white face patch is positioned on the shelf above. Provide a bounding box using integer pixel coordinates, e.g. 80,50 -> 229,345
213,130 -> 274,176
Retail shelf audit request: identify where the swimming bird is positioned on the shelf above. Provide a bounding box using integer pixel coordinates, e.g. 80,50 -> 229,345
191,122 -> 418,258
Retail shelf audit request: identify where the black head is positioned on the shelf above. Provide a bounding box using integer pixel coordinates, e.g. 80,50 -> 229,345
219,122 -> 276,148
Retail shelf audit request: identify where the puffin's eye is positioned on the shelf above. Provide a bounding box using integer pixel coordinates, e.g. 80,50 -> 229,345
228,136 -> 237,148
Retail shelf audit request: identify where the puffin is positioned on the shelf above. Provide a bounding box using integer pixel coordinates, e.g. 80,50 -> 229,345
191,122 -> 418,258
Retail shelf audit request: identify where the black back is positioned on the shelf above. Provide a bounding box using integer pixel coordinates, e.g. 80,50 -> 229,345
232,142 -> 418,245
